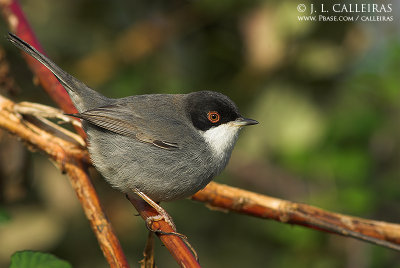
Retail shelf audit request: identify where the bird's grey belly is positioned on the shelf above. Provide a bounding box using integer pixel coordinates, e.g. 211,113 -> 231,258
86,127 -> 216,202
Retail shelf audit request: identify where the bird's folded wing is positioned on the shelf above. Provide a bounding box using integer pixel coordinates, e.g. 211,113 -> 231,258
70,105 -> 179,150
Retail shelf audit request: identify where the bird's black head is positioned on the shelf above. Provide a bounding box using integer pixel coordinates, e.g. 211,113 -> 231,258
185,91 -> 243,131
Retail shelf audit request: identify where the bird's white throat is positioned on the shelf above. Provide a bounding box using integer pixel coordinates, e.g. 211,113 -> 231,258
201,122 -> 240,161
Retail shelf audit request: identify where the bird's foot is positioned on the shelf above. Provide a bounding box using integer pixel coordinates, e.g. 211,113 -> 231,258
129,189 -> 198,261
132,189 -> 184,238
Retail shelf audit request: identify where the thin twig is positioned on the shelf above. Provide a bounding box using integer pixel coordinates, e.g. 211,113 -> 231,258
139,231 -> 156,268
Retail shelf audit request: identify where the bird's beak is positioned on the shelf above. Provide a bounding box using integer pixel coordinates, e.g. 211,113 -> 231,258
232,117 -> 259,127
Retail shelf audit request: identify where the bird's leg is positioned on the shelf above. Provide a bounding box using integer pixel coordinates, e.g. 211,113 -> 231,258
130,189 -> 199,261
132,188 -> 181,236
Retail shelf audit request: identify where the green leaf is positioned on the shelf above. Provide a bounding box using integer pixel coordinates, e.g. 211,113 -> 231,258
9,251 -> 72,268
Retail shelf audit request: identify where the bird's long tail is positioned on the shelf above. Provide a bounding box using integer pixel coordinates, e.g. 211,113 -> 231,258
7,33 -> 107,112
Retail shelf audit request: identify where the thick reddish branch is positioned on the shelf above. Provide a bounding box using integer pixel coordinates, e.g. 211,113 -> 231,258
192,182 -> 400,251
66,160 -> 130,268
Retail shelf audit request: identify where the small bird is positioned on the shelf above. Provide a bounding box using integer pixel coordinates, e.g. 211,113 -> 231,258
8,33 -> 258,228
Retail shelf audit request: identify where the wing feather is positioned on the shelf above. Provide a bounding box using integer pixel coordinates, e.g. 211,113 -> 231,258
70,105 -> 179,150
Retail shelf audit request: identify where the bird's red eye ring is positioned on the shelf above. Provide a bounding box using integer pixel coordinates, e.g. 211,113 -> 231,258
207,111 -> 220,123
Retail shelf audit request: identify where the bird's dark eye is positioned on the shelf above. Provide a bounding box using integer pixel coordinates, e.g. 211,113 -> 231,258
207,111 -> 220,123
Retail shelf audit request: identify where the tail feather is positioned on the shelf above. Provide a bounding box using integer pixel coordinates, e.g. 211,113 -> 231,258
8,33 -> 107,112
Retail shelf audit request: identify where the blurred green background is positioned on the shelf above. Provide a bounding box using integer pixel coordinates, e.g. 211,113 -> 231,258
1,0 -> 400,267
